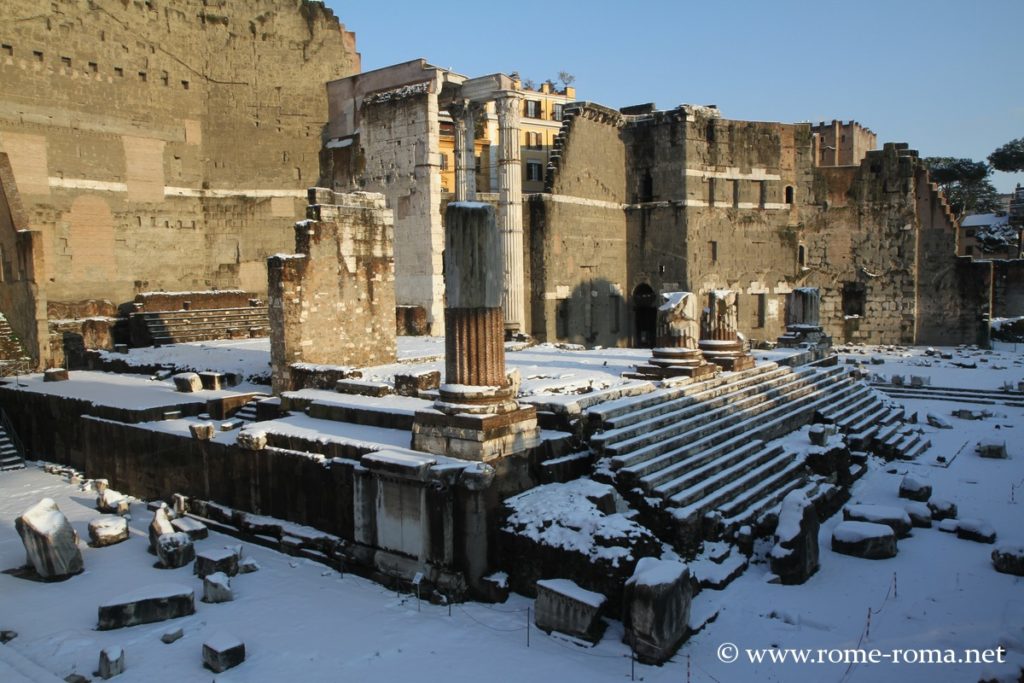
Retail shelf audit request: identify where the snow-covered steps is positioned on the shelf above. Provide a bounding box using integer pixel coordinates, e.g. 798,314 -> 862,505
876,383 -> 1024,408
132,307 -> 270,346
0,416 -> 25,471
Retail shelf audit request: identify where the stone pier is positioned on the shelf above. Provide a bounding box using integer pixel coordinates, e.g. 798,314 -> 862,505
697,290 -> 755,372
412,203 -> 538,460
777,287 -> 832,350
634,292 -> 715,379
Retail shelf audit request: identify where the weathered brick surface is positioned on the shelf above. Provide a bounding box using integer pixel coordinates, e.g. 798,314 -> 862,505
268,191 -> 396,393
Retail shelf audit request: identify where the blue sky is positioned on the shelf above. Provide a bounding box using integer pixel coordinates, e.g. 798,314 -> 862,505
329,0 -> 1023,193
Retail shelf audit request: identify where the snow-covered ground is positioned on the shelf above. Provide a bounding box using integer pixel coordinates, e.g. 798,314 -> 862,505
1,343 -> 1022,682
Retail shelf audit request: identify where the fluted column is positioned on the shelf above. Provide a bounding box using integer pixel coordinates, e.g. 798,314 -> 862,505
495,91 -> 525,333
450,99 -> 477,202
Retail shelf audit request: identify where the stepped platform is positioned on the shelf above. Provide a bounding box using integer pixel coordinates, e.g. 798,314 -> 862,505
130,307 -> 270,346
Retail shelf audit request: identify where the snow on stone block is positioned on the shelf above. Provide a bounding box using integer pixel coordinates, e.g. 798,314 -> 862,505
956,518 -> 997,544
161,628 -> 183,644
236,429 -> 267,451
937,518 -> 959,533
194,547 -> 239,578
622,558 -> 692,665
394,370 -> 440,397
172,372 -> 202,393
202,572 -> 233,604
156,532 -> 195,569
769,490 -> 819,585
189,423 -> 215,441
534,578 -> 606,644
927,498 -> 958,521
88,515 -> 129,547
843,504 -> 912,538
98,646 -> 125,679
360,450 -> 437,480
170,516 -> 208,540
903,501 -> 932,528
202,632 -> 245,673
831,521 -> 897,560
926,413 -> 952,429
976,440 -> 1008,459
43,368 -> 69,382
991,545 -> 1024,577
15,498 -> 83,580
97,584 -> 195,630
898,475 -> 932,502
96,488 -> 129,514
148,506 -> 174,551
238,557 -> 260,574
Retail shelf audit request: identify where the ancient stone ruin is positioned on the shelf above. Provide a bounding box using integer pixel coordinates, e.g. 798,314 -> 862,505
634,292 -> 715,379
268,189 -> 396,394
411,203 -> 539,461
698,290 -> 755,372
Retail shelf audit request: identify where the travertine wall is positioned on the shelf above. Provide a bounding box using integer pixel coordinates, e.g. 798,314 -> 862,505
536,102 -> 982,347
0,0 -> 359,307
0,153 -> 48,366
268,190 -> 396,394
325,61 -> 450,335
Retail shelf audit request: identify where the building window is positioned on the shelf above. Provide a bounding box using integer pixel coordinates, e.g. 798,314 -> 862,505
1,45 -> 12,57
556,298 -> 569,338
706,122 -> 715,143
842,282 -> 866,317
114,66 -> 124,77
753,293 -> 766,328
524,100 -> 540,119
759,180 -> 768,208
965,229 -> 975,238
785,185 -> 794,204
709,240 -> 718,263
798,245 -> 806,268
439,153 -> 449,171
526,161 -> 543,182
965,246 -> 974,256
708,177 -> 716,207
552,103 -> 563,121
181,80 -> 189,90
32,50 -> 43,62
88,61 -> 98,73
61,56 -> 71,67
475,155 -> 482,172
138,71 -> 147,82
732,179 -> 741,208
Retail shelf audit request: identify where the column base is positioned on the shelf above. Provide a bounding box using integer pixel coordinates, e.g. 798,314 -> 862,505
698,339 -> 756,372
777,325 -> 832,349
634,347 -> 717,380
411,405 -> 540,462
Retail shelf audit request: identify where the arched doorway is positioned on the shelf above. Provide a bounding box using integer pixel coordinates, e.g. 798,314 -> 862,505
632,283 -> 657,348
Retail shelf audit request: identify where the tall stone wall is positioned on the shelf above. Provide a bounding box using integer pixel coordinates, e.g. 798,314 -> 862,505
0,153 -> 48,366
325,62 -> 448,335
268,190 -> 396,394
532,103 -> 627,346
993,260 -> 1024,318
0,0 -> 359,306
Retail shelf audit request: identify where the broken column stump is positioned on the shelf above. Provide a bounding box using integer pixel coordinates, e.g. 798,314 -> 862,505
622,558 -> 692,665
697,290 -> 755,372
411,203 -> 538,461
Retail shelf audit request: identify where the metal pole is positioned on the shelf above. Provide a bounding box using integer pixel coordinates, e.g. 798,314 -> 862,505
526,607 -> 530,647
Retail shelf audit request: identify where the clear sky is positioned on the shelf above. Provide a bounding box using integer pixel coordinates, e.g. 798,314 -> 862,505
327,0 -> 1023,193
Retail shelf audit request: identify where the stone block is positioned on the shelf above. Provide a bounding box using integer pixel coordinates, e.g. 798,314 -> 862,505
156,532 -> 195,569
903,501 -> 932,528
43,368 -> 69,382
88,515 -> 129,547
98,646 -> 125,679
15,498 -> 83,580
622,558 -> 692,665
927,498 -> 957,520
976,441 -> 1007,459
236,429 -> 267,451
335,379 -> 393,397
172,373 -> 202,393
808,424 -> 836,446
194,547 -> 239,578
394,370 -> 441,396
534,578 -> 606,644
202,572 -> 233,603
769,490 -> 819,585
992,545 -> 1024,576
97,585 -> 195,630
171,516 -> 208,540
161,628 -> 184,644
148,506 -> 175,551
898,475 -> 931,502
96,488 -> 130,515
198,372 -> 225,390
831,521 -> 897,559
189,423 -> 215,441
843,504 -> 911,538
202,633 -> 245,673
956,518 -> 996,544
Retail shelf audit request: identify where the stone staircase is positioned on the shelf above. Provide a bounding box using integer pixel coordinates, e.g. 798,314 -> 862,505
0,312 -> 31,376
588,361 -> 920,547
131,307 -> 270,346
234,398 -> 261,423
0,409 -> 26,471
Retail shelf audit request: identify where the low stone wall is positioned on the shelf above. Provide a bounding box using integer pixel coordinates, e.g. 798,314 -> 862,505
133,290 -> 256,313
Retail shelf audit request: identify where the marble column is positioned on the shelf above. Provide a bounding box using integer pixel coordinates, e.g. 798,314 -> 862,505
449,99 -> 477,202
494,91 -> 525,333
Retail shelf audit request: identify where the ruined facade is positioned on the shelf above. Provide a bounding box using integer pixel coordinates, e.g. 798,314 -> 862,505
529,102 -> 987,347
0,0 -> 360,365
268,189 -> 396,394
